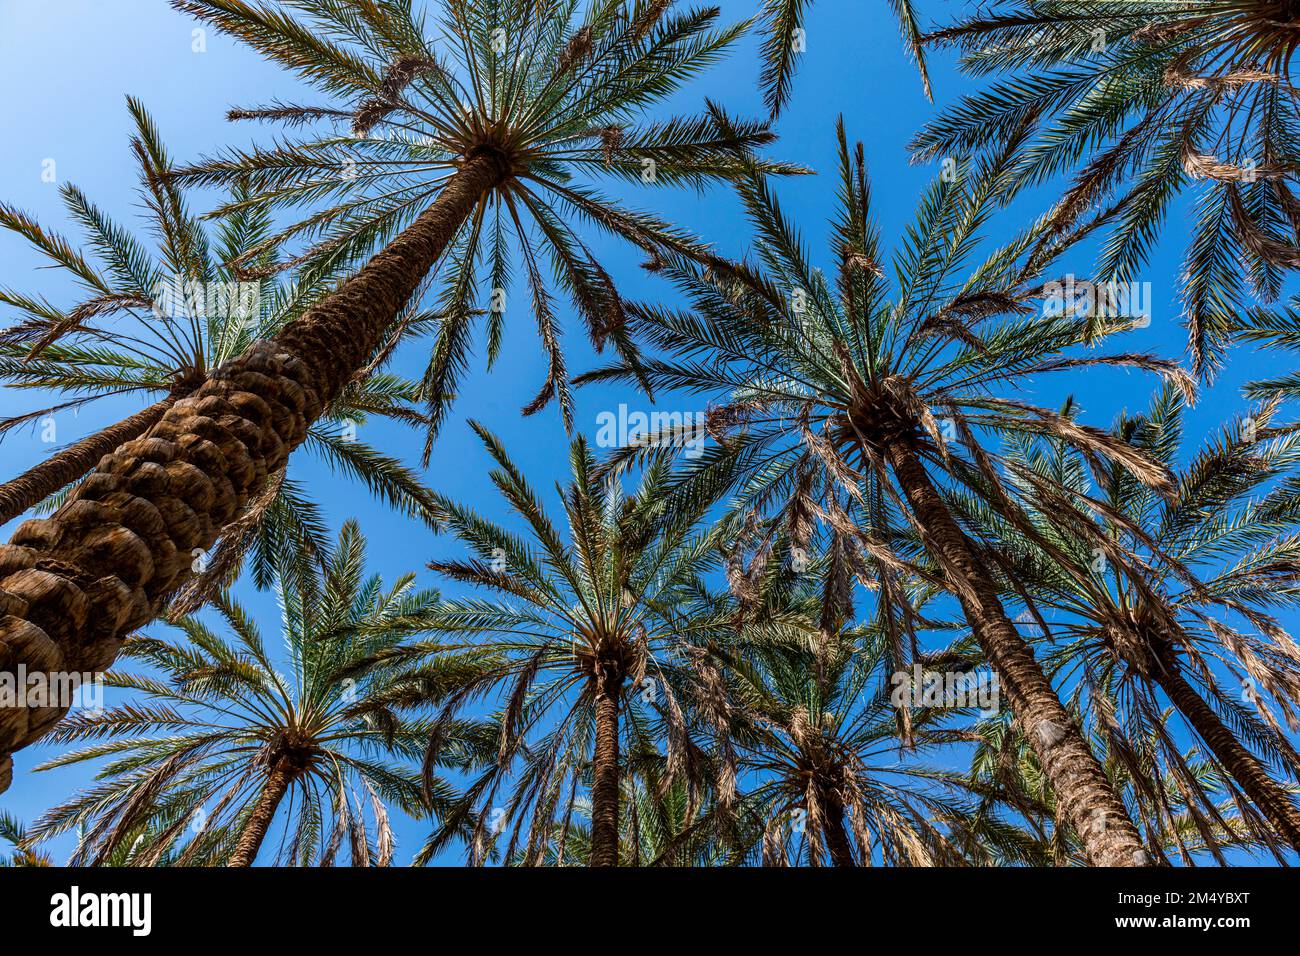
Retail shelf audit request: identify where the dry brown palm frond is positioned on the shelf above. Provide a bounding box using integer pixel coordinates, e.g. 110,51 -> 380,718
723,513 -> 773,614
1228,183 -> 1300,269
381,56 -> 442,99
845,250 -> 885,277
557,25 -> 593,76
658,676 -> 690,793
988,397 -> 1177,495
761,815 -> 788,866
1130,19 -> 1209,46
362,777 -> 394,867
1182,143 -> 1297,182
348,790 -> 371,867
818,534 -> 856,633
585,125 -> 624,167
704,398 -> 768,445
1164,54 -> 1279,91
630,0 -> 673,43
227,105 -> 352,127
803,420 -> 869,505
351,97 -> 400,137
785,460 -> 817,552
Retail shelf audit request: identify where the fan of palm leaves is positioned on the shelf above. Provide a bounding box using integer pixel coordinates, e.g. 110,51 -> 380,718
578,119 -> 1192,673
911,0 -> 1300,375
946,385 -> 1300,859
166,0 -> 800,452
0,98 -> 441,613
28,521 -> 486,866
408,424 -> 753,865
710,619 -> 1040,867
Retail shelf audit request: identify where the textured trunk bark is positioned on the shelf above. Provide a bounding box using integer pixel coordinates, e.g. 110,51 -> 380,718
1157,662 -> 1300,851
0,151 -> 511,791
226,763 -> 294,867
820,789 -> 856,867
0,397 -> 177,527
882,436 -> 1149,867
590,688 -> 621,868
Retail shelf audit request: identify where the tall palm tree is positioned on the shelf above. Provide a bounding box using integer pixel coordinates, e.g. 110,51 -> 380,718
0,100 -> 441,612
29,521 -> 474,866
0,0 -> 776,785
412,425 -> 737,867
757,0 -> 931,116
578,122 -> 1199,865
911,0 -> 1300,374
949,386 -> 1300,856
714,625 -> 1030,867
970,711 -> 1289,865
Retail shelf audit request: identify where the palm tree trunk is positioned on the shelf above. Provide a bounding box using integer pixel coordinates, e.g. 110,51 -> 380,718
882,436 -> 1149,867
1157,662 -> 1300,851
0,396 -> 178,527
819,790 -> 856,867
0,150 -> 512,789
590,687 -> 621,867
226,764 -> 294,867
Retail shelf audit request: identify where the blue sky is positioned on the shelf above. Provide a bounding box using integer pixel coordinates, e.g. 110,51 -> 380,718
1,0 -> 1296,865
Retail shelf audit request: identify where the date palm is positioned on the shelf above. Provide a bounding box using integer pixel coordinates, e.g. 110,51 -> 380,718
0,0 -> 778,786
950,386 -> 1300,857
579,123 -> 1198,865
970,712 -> 1289,864
28,521 -> 477,866
714,624 -> 1030,867
412,426 -> 739,866
911,0 -> 1300,375
0,99 -> 441,615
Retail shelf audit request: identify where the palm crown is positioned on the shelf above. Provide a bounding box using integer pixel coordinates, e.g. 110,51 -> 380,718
951,385 -> 1300,855
29,521 -> 473,866
716,622 -> 1023,867
912,0 -> 1300,374
169,0 -> 794,446
411,424 -> 747,865
0,99 -> 441,613
581,123 -> 1190,655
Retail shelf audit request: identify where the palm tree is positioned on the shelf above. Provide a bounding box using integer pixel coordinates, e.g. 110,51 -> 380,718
0,100 -> 441,611
969,712 -> 1289,865
578,122 -> 1200,865
29,521 -> 473,866
911,0 -> 1300,374
949,386 -> 1300,856
0,0 -> 777,784
714,625 -> 1031,867
757,0 -> 931,116
412,425 -> 737,866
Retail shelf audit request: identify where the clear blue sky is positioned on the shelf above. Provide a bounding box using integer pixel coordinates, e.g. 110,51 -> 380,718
1,0 -> 1295,865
